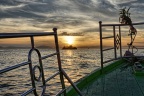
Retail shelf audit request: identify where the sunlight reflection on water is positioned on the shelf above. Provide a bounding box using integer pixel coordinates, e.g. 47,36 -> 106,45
0,48 -> 143,95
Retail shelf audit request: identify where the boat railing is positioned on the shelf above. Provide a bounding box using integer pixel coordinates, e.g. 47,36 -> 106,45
99,21 -> 144,72
0,28 -> 82,96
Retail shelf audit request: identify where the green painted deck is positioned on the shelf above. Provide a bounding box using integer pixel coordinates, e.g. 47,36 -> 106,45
80,66 -> 144,96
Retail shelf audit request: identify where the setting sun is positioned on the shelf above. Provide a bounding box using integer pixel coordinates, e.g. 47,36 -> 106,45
65,36 -> 74,45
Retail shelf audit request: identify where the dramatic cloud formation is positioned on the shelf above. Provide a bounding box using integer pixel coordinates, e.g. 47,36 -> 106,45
0,0 -> 144,47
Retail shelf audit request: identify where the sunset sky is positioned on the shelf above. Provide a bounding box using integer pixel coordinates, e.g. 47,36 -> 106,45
0,0 -> 144,48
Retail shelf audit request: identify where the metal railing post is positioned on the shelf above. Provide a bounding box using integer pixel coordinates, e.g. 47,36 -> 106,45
30,36 -> 34,48
119,26 -> 122,58
99,21 -> 103,73
28,50 -> 38,96
113,26 -> 117,59
53,28 -> 66,96
29,36 -> 38,95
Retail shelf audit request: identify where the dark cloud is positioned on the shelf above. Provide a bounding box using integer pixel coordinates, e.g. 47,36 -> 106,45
0,0 -> 144,33
0,0 -> 20,5
59,32 -> 84,36
0,10 -> 45,18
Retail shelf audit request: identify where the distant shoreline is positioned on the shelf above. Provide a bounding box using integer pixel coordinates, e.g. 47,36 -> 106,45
0,46 -> 144,49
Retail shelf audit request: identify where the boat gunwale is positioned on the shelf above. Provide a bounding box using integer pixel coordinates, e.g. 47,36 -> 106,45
66,59 -> 125,96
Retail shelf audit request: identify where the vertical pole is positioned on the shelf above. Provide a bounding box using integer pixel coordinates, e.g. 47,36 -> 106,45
28,52 -> 38,96
29,36 -> 38,96
99,21 -> 103,73
30,36 -> 34,48
113,26 -> 117,59
53,28 -> 66,96
119,26 -> 122,58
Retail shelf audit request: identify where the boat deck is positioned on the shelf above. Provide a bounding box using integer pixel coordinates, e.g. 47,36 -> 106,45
80,66 -> 144,96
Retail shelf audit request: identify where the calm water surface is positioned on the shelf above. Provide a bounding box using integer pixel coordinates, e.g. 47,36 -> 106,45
0,48 -> 143,95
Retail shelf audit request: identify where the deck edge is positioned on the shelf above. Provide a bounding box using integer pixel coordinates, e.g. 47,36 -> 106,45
66,59 -> 125,96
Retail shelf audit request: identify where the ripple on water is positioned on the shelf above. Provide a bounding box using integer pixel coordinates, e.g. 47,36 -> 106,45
0,84 -> 15,88
1,49 -> 101,95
